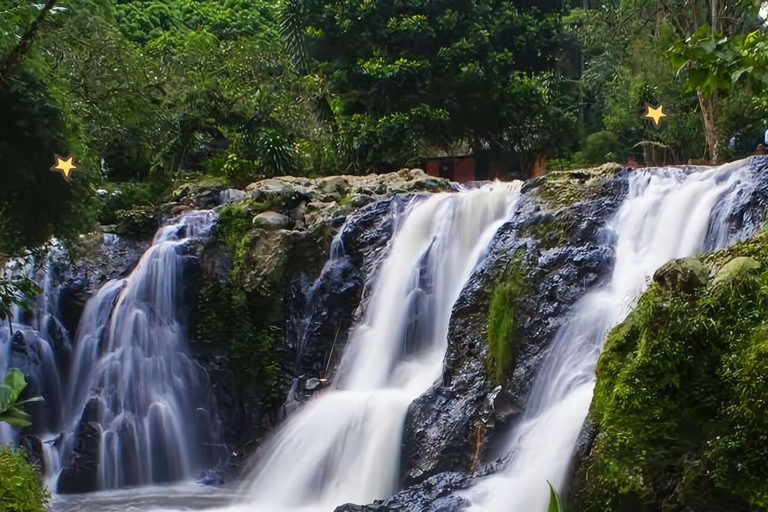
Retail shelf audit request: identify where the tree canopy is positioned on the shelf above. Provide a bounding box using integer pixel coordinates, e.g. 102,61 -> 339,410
1,0 -> 768,254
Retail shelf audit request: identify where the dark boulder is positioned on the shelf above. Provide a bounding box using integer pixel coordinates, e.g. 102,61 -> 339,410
653,257 -> 710,294
334,472 -> 473,512
57,399 -> 102,494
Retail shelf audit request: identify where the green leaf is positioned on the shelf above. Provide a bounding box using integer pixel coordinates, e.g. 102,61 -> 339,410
0,385 -> 14,412
732,67 -> 754,82
696,38 -> 717,55
13,396 -> 45,407
548,482 -> 564,512
0,407 -> 32,428
668,51 -> 688,71
3,369 -> 27,402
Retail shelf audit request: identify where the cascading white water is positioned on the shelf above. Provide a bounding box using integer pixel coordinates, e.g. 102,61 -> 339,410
465,161 -> 756,512
0,246 -> 71,447
219,183 -> 521,512
54,210 -> 223,490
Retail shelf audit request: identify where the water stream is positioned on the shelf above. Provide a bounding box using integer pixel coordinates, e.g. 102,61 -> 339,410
217,183 -> 521,512
465,162 -> 757,511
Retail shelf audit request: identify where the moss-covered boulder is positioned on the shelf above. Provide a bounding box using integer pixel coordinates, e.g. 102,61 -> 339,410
537,163 -> 623,210
710,256 -> 760,290
570,239 -> 768,512
652,257 -> 710,294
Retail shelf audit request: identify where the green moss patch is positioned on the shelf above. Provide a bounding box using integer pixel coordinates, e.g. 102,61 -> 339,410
192,273 -> 281,407
215,197 -> 283,278
0,446 -> 50,512
486,253 -> 531,385
538,163 -> 622,210
572,236 -> 768,511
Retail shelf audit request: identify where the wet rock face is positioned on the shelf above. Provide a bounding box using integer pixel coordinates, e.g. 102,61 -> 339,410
57,399 -> 102,494
400,168 -> 630,490
334,472 -> 473,512
284,196 -> 411,387
55,233 -> 148,334
189,192 -> 418,463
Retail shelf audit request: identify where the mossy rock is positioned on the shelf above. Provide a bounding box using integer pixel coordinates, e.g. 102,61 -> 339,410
572,236 -> 768,511
538,163 -> 622,210
113,208 -> 158,240
710,256 -> 760,290
652,257 -> 710,294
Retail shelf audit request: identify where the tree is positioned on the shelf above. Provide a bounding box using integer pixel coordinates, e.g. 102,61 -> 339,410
657,0 -> 764,162
303,0 -> 575,171
669,23 -> 768,161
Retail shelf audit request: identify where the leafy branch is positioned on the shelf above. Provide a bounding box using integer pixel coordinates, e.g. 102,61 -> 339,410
0,369 -> 43,428
0,275 -> 40,337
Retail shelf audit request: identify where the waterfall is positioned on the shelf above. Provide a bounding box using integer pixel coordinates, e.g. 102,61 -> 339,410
0,246 -> 71,447
465,161 -> 757,511
52,210 -> 224,491
221,183 -> 521,512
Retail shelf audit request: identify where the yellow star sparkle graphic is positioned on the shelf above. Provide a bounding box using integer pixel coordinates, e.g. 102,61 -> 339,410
643,102 -> 669,129
50,153 -> 80,182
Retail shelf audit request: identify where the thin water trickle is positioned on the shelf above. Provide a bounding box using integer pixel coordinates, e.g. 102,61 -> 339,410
465,161 -> 757,512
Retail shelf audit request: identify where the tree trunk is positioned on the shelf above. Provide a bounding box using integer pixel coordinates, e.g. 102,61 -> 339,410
698,91 -> 719,164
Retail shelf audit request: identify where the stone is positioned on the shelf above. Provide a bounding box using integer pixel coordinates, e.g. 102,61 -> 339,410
318,176 -> 349,195
253,211 -> 293,230
653,257 -> 710,294
351,194 -> 375,208
711,256 -> 761,289
220,188 -> 247,204
305,378 -> 322,391
57,400 -> 102,494
247,179 -> 314,208
304,202 -> 339,231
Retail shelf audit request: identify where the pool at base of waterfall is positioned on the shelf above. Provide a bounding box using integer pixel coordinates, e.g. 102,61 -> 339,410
50,484 -> 238,512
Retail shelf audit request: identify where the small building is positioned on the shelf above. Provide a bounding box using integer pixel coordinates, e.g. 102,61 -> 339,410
425,155 -> 477,183
424,152 -> 546,183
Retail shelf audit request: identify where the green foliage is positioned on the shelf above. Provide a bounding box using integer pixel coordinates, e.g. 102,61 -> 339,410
192,274 -> 281,407
548,481 -> 565,512
582,131 -> 619,165
0,446 -> 50,512
305,0 -> 574,170
572,236 -> 768,511
486,255 -> 529,385
96,182 -> 158,225
0,369 -> 44,428
0,71 -> 99,258
669,25 -> 768,96
0,276 -> 39,336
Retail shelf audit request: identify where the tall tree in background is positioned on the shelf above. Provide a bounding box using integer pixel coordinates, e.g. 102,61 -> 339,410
657,0 -> 763,162
302,0 -> 575,171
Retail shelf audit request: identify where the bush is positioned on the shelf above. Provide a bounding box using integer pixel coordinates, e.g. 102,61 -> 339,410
582,131 -> 619,165
0,446 -> 50,512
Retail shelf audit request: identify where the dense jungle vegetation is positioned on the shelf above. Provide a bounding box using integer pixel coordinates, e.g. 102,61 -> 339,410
1,0 -> 768,259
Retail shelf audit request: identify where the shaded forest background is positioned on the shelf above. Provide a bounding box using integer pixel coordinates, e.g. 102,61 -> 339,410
1,0 -> 768,258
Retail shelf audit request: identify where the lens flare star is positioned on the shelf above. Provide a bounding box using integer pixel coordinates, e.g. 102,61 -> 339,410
50,153 -> 81,182
643,102 -> 670,129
